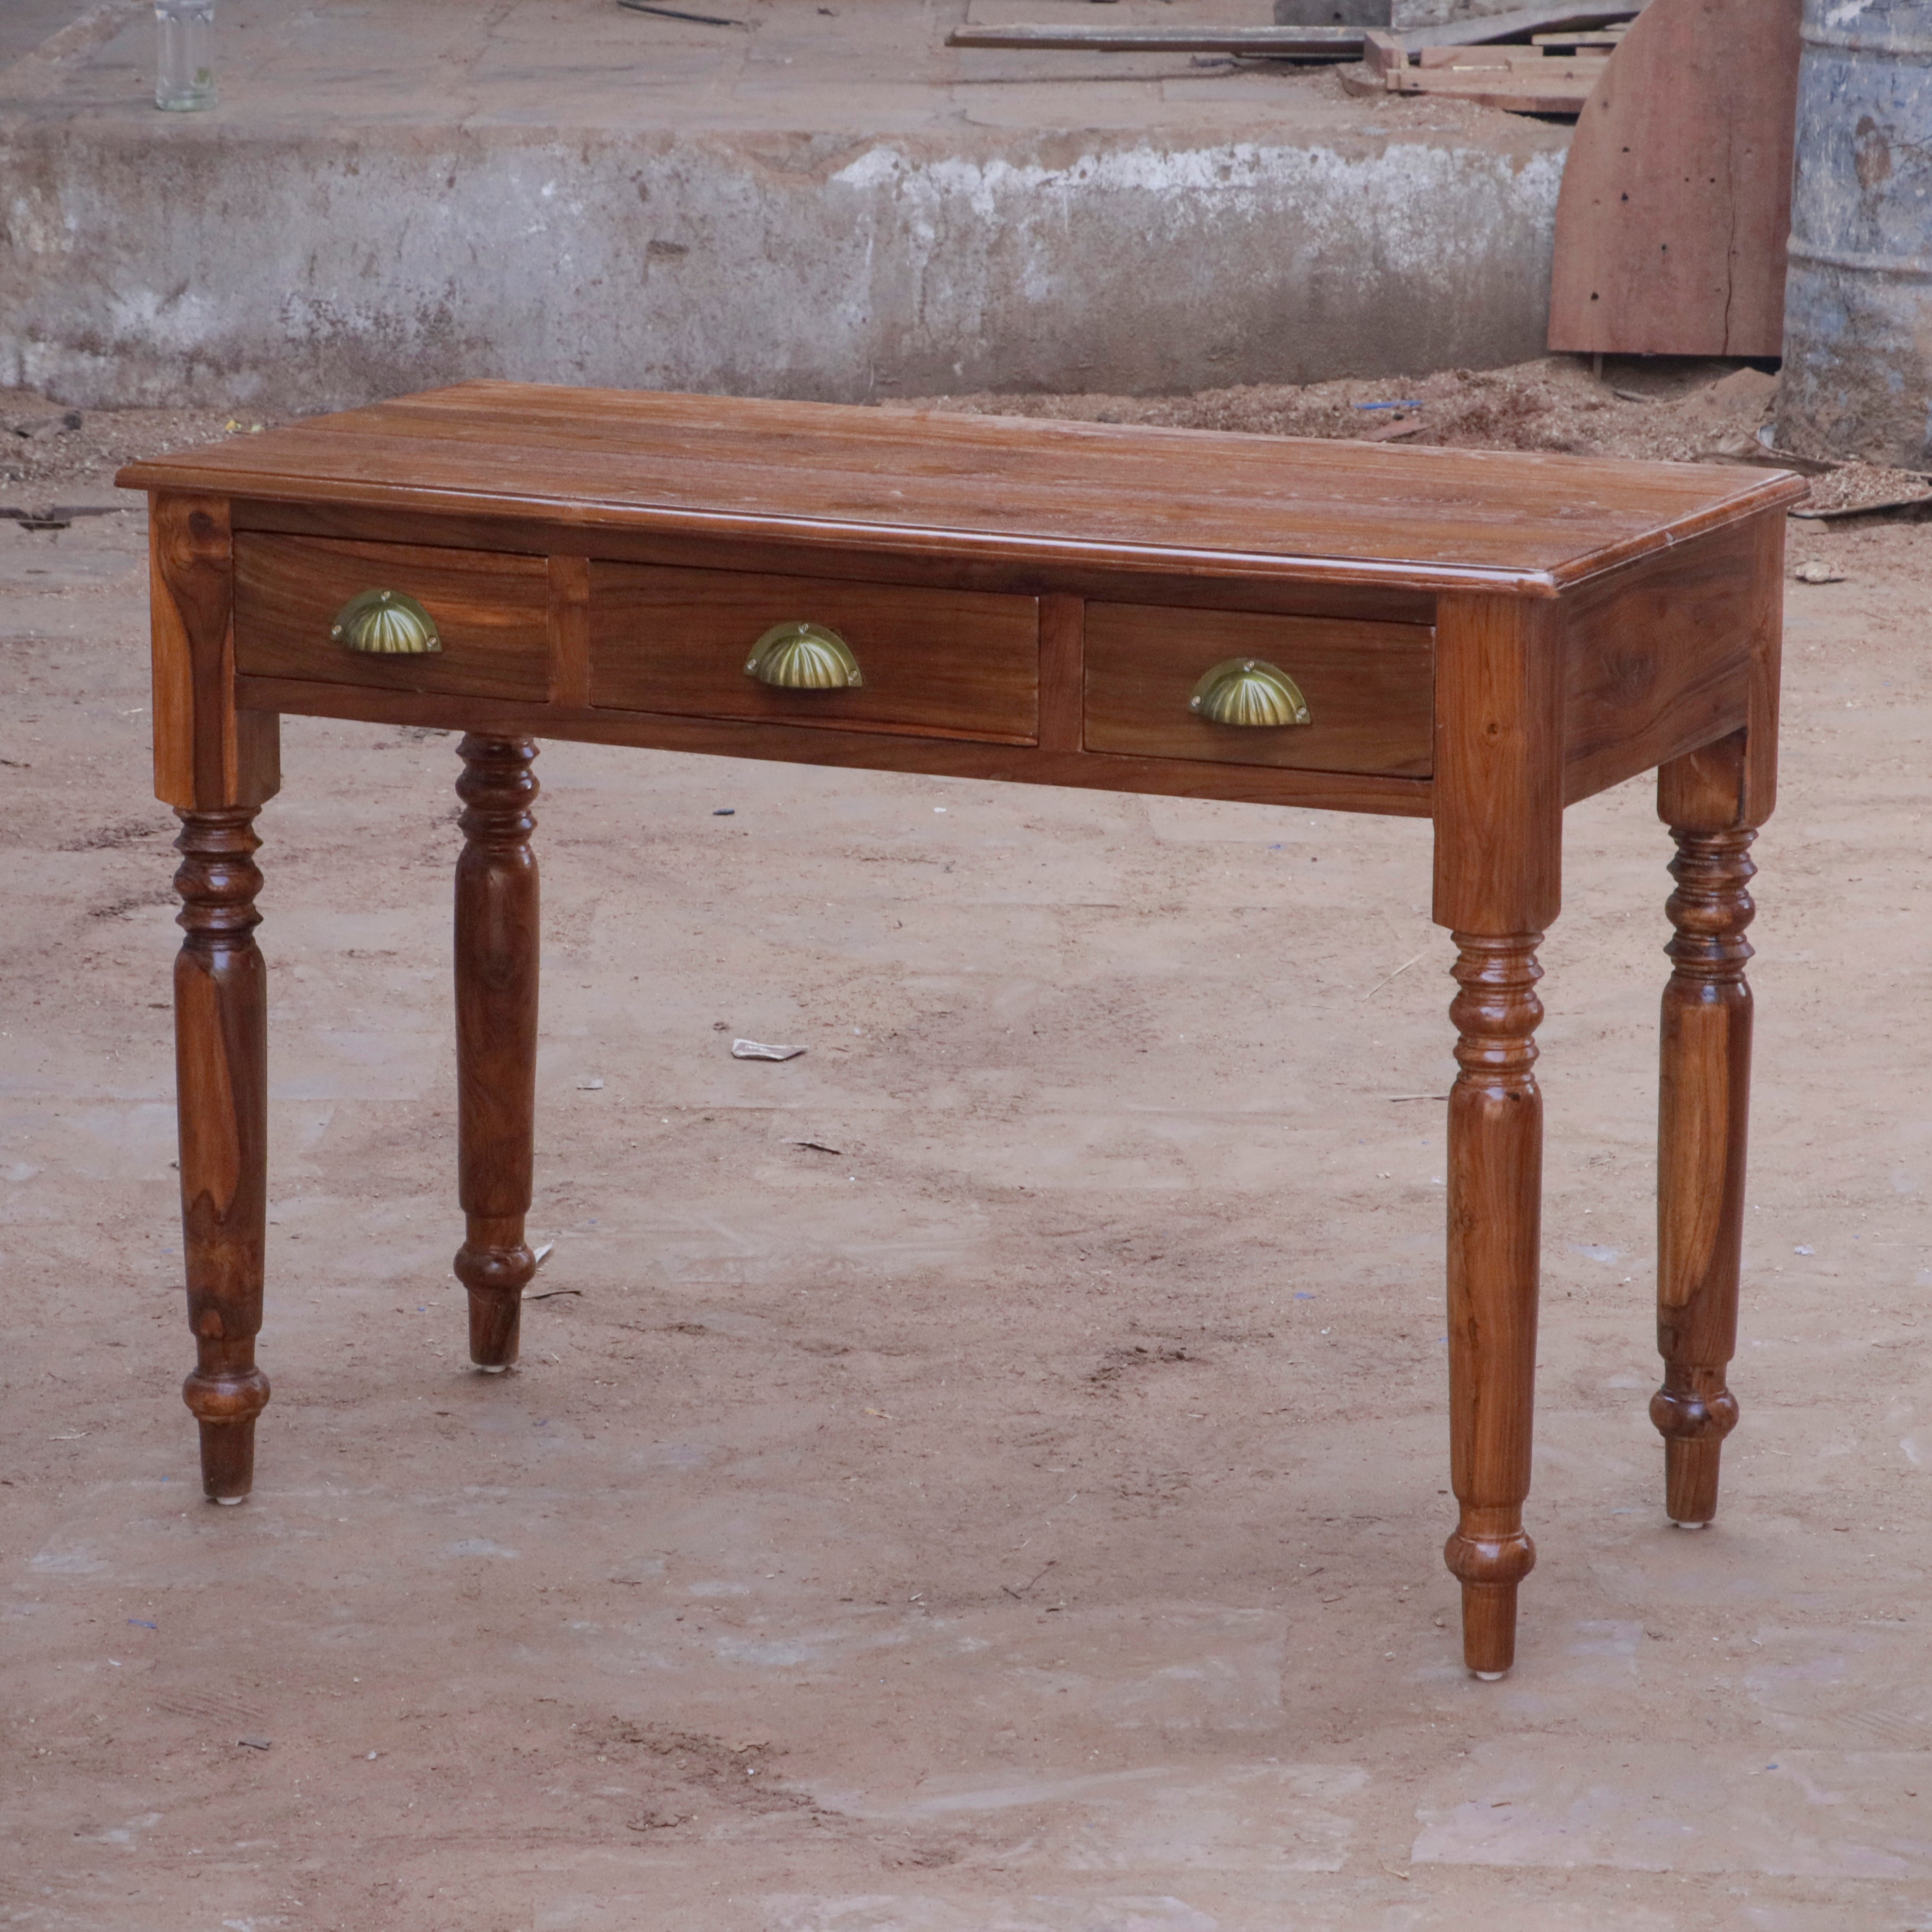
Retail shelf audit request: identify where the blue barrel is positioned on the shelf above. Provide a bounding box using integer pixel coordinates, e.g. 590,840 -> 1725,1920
1779,0 -> 1932,465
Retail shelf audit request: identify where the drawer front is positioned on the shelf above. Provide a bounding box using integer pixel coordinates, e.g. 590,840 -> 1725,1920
589,563 -> 1039,742
234,534 -> 551,700
1084,603 -> 1433,776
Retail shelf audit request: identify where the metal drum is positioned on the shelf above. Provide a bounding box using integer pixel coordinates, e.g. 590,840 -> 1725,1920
1779,0 -> 1932,466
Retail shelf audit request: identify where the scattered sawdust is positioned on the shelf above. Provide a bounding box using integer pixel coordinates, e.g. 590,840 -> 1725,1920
893,356 -> 1773,460
892,356 -> 1929,520
0,390 -> 278,497
1798,463 -> 1932,518
586,1720 -> 838,1831
1088,1341 -> 1193,1387
9,360 -> 1927,523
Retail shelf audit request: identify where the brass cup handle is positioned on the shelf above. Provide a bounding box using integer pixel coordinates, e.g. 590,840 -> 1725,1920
1188,657 -> 1310,727
745,620 -> 864,689
331,589 -> 441,656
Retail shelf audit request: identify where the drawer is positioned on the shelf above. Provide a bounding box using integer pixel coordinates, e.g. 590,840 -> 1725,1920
589,563 -> 1038,743
1083,603 -> 1433,777
233,534 -> 551,700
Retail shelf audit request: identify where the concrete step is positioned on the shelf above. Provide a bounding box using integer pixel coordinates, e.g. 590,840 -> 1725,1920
0,0 -> 1570,410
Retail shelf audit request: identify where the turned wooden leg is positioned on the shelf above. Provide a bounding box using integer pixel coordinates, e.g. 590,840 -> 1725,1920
453,736 -> 540,1370
174,807 -> 271,1501
1444,933 -> 1544,1677
1653,819 -> 1755,1527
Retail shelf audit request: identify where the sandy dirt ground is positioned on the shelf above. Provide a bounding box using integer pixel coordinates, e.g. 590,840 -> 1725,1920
4,368 -> 1932,1931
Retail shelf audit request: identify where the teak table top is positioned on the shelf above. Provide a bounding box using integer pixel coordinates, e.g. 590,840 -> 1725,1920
119,379 -> 1803,595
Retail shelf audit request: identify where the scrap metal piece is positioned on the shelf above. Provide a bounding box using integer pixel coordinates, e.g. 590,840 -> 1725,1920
617,1 -> 745,25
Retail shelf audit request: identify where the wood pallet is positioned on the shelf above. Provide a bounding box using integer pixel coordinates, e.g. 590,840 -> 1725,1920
1342,28 -> 1617,117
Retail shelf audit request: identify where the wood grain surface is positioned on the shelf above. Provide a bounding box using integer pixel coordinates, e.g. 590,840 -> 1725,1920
1548,0 -> 1802,355
453,736 -> 542,1373
227,498 -> 1439,627
1558,512 -> 1780,804
1038,593 -> 1085,754
234,532 -> 551,701
151,495 -> 280,812
1432,594 -> 1565,935
1083,603 -> 1433,777
589,561 -> 1038,743
172,807 -> 272,1502
152,491 -> 280,1506
231,672 -> 1438,818
1652,729 -> 1756,1529
1443,930 -> 1545,1678
119,383 -> 1807,595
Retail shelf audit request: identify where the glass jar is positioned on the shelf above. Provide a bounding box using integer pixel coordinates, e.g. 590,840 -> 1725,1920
155,0 -> 215,112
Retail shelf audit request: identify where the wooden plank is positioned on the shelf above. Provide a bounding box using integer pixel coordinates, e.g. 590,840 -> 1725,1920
1394,59 -> 1610,117
948,24 -> 1362,55
1548,0 -> 1802,356
1358,40 -> 1612,116
1281,0 -> 1640,45
1363,28 -> 1405,79
118,384 -> 1808,599
1404,4 -> 1641,48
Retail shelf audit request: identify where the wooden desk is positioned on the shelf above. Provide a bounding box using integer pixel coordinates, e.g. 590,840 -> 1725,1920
118,384 -> 1805,1678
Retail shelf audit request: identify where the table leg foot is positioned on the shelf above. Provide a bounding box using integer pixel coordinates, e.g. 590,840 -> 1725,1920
1464,1592 -> 1514,1682
456,1216 -> 535,1369
1447,1530 -> 1536,1677
1655,1377 -> 1736,1526
185,1351 -> 269,1500
194,1418 -> 259,1502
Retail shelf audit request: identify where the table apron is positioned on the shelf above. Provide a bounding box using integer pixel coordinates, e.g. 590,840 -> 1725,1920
230,674 -> 1438,816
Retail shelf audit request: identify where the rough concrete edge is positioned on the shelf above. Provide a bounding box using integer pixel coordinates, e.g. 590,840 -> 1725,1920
0,0 -> 144,102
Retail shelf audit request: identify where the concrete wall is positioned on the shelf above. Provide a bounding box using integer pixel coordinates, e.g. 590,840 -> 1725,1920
0,120 -> 1566,411
1393,0 -> 1566,23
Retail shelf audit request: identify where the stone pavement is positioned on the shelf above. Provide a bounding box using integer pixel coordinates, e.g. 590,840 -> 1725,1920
4,430 -> 1932,1930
